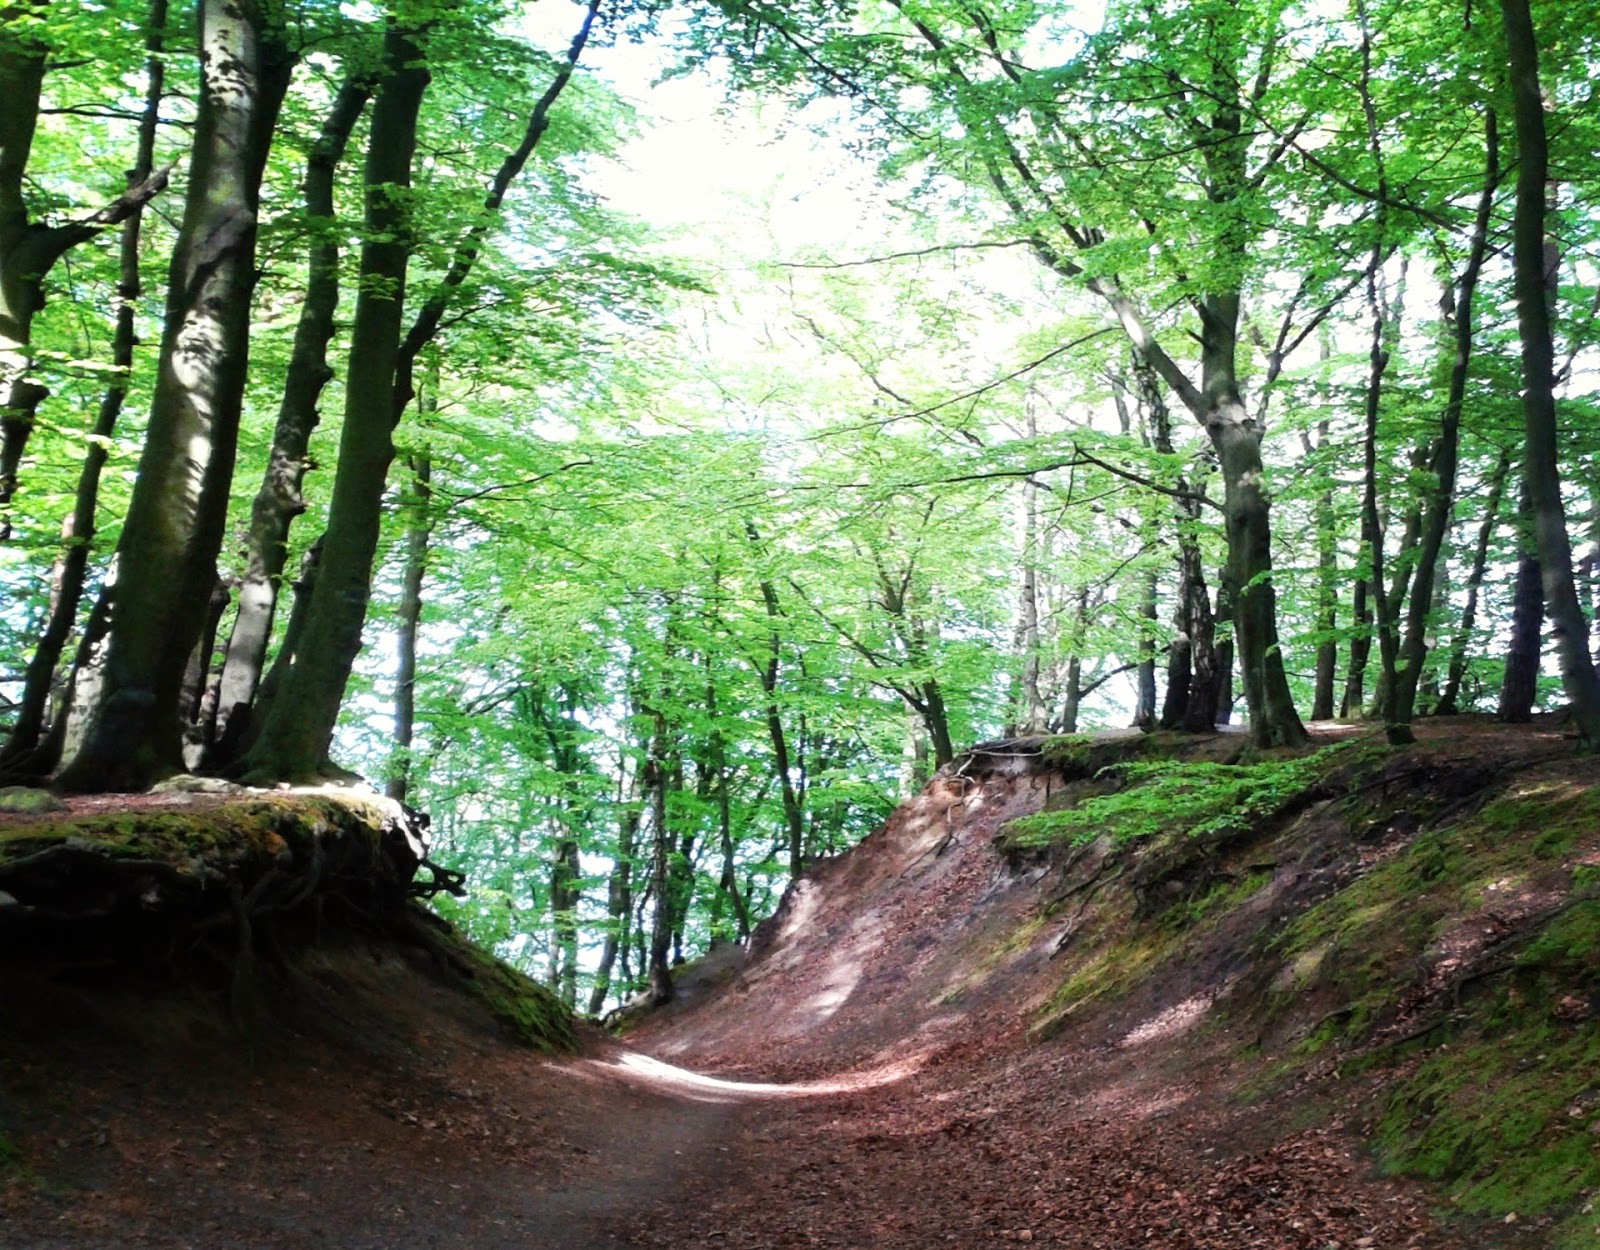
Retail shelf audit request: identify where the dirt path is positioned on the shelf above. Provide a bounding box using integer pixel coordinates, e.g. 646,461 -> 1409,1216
605,1025 -> 1489,1250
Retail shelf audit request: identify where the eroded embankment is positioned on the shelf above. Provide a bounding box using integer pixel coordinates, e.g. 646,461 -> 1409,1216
630,717 -> 1600,1248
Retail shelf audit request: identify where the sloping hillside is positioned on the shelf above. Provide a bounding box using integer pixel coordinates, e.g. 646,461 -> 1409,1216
2,721 -> 1596,1249
627,717 -> 1599,1248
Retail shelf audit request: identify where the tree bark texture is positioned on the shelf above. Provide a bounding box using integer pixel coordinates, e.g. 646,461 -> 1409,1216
1499,0 -> 1600,745
208,74 -> 374,762
56,0 -> 292,792
240,25 -> 430,782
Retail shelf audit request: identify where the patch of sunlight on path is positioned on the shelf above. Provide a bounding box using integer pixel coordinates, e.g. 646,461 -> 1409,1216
583,1050 -> 925,1103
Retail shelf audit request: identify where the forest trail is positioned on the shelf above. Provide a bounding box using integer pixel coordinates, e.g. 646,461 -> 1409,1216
2,717 -> 1589,1248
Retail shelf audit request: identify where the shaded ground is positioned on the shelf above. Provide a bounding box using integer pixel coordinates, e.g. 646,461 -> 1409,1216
2,717 -> 1592,1248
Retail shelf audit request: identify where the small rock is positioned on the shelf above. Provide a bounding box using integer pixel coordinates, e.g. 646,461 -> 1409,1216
0,786 -> 66,814
150,775 -> 245,795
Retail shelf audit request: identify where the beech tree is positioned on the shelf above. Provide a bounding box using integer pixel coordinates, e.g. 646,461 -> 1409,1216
56,0 -> 296,792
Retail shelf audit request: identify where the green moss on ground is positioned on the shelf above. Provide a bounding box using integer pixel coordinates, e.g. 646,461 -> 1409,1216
1020,733 -> 1600,1240
0,796 -> 393,876
1375,1006 -> 1600,1244
1256,775 -> 1600,1241
463,946 -> 577,1053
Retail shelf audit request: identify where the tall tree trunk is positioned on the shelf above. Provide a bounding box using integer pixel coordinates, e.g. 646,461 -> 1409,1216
1010,468 -> 1049,733
1134,566 -> 1159,730
1305,419 -> 1339,721
745,527 -> 806,879
56,0 -> 293,792
1058,589 -> 1089,733
1499,487 -> 1544,722
1341,570 -> 1372,718
1499,0 -> 1600,745
1139,349 -> 1216,732
239,24 -> 430,783
1358,255 -> 1404,740
644,711 -> 673,1006
386,448 -> 432,801
1436,447 -> 1510,714
548,833 -> 581,1008
206,73 -> 374,763
587,801 -> 639,1015
1392,110 -> 1499,727
0,0 -> 168,773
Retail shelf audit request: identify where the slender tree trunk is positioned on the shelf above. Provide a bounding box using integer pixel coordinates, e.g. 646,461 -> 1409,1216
1058,589 -> 1089,733
1500,486 -> 1544,722
1010,469 -> 1049,733
548,833 -> 581,1008
644,712 -> 673,1006
1358,255 -> 1405,740
1214,568 -> 1235,724
36,585 -> 113,775
1139,350 -> 1216,732
1342,570 -> 1372,718
1499,0 -> 1600,745
386,449 -> 432,801
0,0 -> 50,529
1437,447 -> 1510,714
745,529 -> 806,879
178,579 -> 229,736
0,1 -> 170,534
0,0 -> 167,773
587,800 -> 639,1015
56,0 -> 293,792
240,24 -> 430,782
715,769 -> 751,942
1304,419 -> 1339,721
207,74 -> 373,762
1392,111 -> 1499,726
1134,568 -> 1159,730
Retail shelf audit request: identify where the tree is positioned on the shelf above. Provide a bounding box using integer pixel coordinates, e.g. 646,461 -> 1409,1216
56,0 -> 295,791
1498,0 -> 1600,746
238,20 -> 430,782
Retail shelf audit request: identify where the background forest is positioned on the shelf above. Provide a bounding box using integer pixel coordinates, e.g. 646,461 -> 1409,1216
1,0 -> 1597,1011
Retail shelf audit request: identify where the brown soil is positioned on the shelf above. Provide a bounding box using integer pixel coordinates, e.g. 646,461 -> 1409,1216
0,717 -> 1585,1248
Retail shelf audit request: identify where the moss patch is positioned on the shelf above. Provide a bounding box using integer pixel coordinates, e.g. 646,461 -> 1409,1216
1031,906 -> 1177,1041
1375,1013 -> 1600,1245
0,796 -> 392,872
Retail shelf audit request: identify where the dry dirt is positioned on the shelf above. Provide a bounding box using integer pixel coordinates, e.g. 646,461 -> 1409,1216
0,718 -> 1580,1249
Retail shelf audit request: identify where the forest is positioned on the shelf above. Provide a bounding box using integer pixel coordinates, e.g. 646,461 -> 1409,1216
0,0 -> 1597,1015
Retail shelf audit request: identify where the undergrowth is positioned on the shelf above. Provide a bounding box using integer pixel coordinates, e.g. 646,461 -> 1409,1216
1003,740 -> 1362,848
